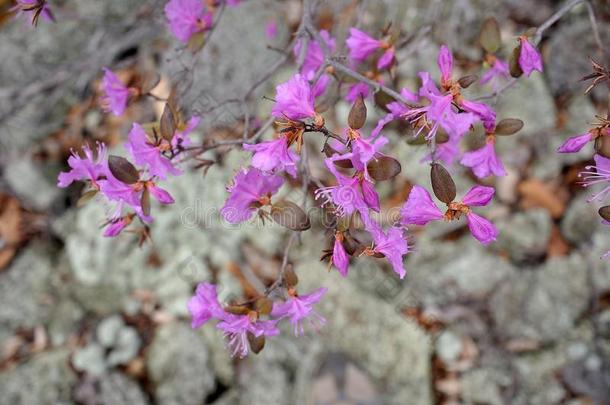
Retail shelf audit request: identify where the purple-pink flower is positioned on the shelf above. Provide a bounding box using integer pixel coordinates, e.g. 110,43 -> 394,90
272,74 -> 317,121
294,30 -> 336,79
271,287 -> 327,336
518,36 -> 543,76
100,68 -> 130,117
57,143 -> 107,188
332,234 -> 350,277
459,99 -> 496,132
460,141 -> 506,178
580,154 -> 610,202
346,82 -> 371,103
400,185 -> 444,225
164,0 -> 213,43
364,219 -> 409,279
243,136 -> 299,178
480,58 -> 510,89
11,0 -> 53,25
220,167 -> 284,223
217,314 -> 279,358
346,28 -> 382,62
438,45 -> 453,85
126,123 -> 182,180
187,282 -> 225,328
557,132 -> 593,153
401,185 -> 498,245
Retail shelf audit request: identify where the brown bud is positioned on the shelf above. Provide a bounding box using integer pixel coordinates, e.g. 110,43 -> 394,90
247,333 -> 265,354
348,95 -> 367,129
367,156 -> 402,181
141,188 -> 151,217
255,297 -> 273,316
284,267 -> 299,288
140,72 -> 161,95
595,135 -> 610,158
108,155 -> 139,184
599,205 -> 610,222
160,103 -> 176,142
77,189 -> 98,208
324,143 -> 353,168
430,163 -> 456,204
188,31 -> 206,53
457,75 -> 479,89
271,200 -> 311,231
509,45 -> 523,78
374,90 -> 395,112
495,118 -> 524,135
480,17 -> 501,54
225,305 -> 251,315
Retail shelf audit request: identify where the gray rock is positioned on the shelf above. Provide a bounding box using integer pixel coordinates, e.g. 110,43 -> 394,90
495,209 -> 552,264
73,343 -> 108,377
561,191 -> 601,245
97,315 -> 125,347
0,349 -> 76,404
99,372 -> 148,405
460,367 -> 508,405
147,322 -> 215,405
3,159 -> 60,211
490,254 -> 589,342
436,330 -> 463,364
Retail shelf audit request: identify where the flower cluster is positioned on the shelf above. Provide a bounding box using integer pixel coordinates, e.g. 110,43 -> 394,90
58,68 -> 199,237
188,282 -> 326,358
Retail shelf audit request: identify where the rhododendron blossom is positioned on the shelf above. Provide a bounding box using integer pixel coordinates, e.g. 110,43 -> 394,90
164,0 -> 213,43
271,287 -> 327,336
518,36 -> 543,76
271,74 -> 317,121
57,143 -> 107,188
100,68 -> 131,116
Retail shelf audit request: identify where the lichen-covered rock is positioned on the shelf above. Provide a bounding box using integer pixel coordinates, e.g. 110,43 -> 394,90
495,209 -> 552,264
0,349 -> 76,404
561,191 -> 601,245
490,254 -> 589,342
147,322 -> 215,405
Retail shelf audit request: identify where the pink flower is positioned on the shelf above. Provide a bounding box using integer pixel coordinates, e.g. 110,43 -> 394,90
272,74 -> 316,121
462,185 -> 495,206
294,30 -> 336,79
332,236 -> 349,277
346,82 -> 370,103
361,179 -> 380,212
466,212 -> 498,245
172,116 -> 201,149
103,216 -> 131,237
557,132 -> 592,153
401,185 -> 444,225
480,58 -> 509,89
315,164 -> 367,218
459,99 -> 496,132
217,314 -> 279,358
220,167 -> 284,223
460,141 -> 506,178
438,45 -> 453,85
98,162 -> 173,220
187,283 -> 225,328
346,28 -> 381,62
11,0 -> 53,25
57,143 -> 107,188
518,36 -> 543,76
377,48 -> 395,70
365,219 -> 409,279
271,287 -> 327,336
126,124 -> 182,180
401,184 -> 498,245
351,134 -> 389,173
100,68 -> 130,116
164,0 -> 213,43
580,154 -> 610,202
243,137 -> 299,177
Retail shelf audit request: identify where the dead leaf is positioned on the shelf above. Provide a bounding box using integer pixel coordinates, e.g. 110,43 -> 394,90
518,178 -> 568,218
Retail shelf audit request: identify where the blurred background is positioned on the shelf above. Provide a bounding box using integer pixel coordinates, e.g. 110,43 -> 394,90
0,0 -> 609,404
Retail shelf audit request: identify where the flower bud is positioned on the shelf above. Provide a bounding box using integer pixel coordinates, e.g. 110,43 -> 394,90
255,297 -> 273,316
599,205 -> 610,222
495,118 -> 524,135
108,155 -> 139,184
247,333 -> 265,354
509,45 -> 523,78
348,95 -> 367,130
480,17 -> 501,54
458,75 -> 479,89
430,163 -> 456,204
160,103 -> 176,141
594,135 -> 610,158
284,267 -> 299,288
